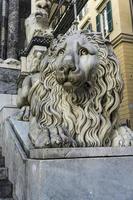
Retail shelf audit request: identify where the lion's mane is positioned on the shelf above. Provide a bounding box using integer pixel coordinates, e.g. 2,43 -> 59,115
31,31 -> 123,147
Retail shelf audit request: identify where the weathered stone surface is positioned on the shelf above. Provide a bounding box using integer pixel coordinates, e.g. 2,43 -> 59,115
0,145 -> 13,199
25,0 -> 52,45
31,0 -> 52,14
7,0 -> 19,59
27,157 -> 133,200
0,68 -> 20,94
17,30 -> 133,148
0,168 -> 8,180
1,121 -> 27,200
8,116 -> 133,159
9,118 -> 33,156
0,157 -> 5,167
26,45 -> 47,73
25,14 -> 53,45
0,106 -> 18,124
1,110 -> 133,200
0,60 -> 20,70
0,180 -> 13,198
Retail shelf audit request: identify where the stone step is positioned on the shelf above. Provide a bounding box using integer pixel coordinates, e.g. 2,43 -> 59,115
0,157 -> 5,167
0,148 -> 2,157
0,168 -> 8,180
0,180 -> 13,198
0,199 -> 13,200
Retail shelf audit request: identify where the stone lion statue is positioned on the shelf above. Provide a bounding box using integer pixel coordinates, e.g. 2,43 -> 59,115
17,30 -> 133,148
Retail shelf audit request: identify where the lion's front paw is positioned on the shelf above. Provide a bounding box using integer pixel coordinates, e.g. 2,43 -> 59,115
34,126 -> 77,148
17,106 -> 30,121
112,126 -> 133,147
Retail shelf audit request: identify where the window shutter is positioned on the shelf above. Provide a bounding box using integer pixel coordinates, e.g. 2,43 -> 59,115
107,1 -> 113,32
96,14 -> 101,32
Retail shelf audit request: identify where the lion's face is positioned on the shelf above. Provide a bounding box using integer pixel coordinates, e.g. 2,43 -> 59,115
54,32 -> 99,91
35,0 -> 52,16
28,30 -> 124,148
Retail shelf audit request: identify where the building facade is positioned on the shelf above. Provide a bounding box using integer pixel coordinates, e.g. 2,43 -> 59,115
79,0 -> 133,128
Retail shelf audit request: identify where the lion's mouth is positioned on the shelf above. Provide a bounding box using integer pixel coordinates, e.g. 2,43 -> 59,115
35,9 -> 48,19
63,81 -> 73,91
35,12 -> 43,18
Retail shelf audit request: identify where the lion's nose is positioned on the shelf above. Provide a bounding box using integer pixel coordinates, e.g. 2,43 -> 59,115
64,55 -> 73,63
59,55 -> 76,74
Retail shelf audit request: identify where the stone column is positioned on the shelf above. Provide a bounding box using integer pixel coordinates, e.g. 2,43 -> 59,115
0,0 -> 2,56
7,0 -> 19,59
0,0 -> 8,59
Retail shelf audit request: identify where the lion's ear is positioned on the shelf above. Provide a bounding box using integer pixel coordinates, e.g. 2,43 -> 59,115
105,39 -> 114,57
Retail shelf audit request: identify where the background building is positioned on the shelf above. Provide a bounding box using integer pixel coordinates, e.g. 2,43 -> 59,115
0,0 -> 88,59
79,0 -> 133,128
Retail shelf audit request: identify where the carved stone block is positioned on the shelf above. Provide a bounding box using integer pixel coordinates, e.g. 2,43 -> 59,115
26,45 -> 47,73
1,114 -> 133,200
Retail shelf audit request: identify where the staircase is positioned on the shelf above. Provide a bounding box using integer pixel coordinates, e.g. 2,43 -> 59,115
0,147 -> 13,200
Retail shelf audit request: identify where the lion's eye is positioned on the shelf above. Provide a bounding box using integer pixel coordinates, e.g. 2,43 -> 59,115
79,48 -> 88,56
58,49 -> 65,56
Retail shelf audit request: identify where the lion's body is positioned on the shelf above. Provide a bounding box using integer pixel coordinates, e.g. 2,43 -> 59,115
25,30 -> 125,147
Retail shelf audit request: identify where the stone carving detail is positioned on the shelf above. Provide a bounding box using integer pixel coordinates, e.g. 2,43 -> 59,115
35,0 -> 52,15
17,48 -> 46,121
4,58 -> 20,65
17,30 -> 133,148
0,58 -> 20,65
25,0 -> 52,44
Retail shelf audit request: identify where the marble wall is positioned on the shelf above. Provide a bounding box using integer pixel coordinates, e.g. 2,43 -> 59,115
0,67 -> 20,94
7,0 -> 19,59
0,0 -> 31,59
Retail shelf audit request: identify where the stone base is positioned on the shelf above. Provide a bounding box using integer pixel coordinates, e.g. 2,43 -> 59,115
1,108 -> 133,200
0,95 -> 17,111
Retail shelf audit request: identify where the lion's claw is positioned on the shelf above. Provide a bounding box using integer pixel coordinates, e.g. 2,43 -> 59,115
33,126 -> 77,148
17,106 -> 30,121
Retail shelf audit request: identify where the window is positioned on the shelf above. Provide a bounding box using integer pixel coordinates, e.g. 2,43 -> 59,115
82,21 -> 93,31
78,3 -> 88,21
96,1 -> 113,37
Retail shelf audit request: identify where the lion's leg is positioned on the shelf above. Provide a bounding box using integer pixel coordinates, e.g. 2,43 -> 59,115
29,117 -> 51,148
29,120 -> 77,148
47,126 -> 76,148
57,126 -> 77,147
17,76 -> 32,121
17,106 -> 30,121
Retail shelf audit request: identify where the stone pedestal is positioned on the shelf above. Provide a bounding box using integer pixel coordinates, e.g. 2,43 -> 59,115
1,108 -> 133,200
